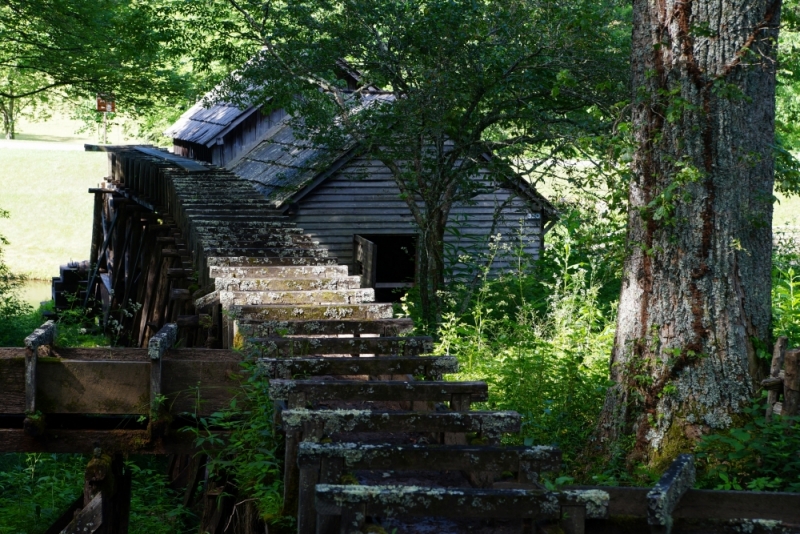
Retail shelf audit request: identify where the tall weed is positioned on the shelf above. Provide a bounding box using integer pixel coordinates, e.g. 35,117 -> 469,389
187,357 -> 292,531
432,203 -> 622,461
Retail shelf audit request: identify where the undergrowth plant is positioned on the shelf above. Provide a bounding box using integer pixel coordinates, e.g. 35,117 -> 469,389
0,207 -> 43,347
186,356 -> 292,532
696,396 -> 800,493
427,202 -> 624,463
0,453 -> 84,534
127,456 -> 195,534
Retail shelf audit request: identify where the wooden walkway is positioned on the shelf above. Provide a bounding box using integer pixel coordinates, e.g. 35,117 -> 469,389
2,147 -> 800,533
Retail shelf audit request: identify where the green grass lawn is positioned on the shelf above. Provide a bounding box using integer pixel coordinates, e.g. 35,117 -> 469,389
0,148 -> 106,280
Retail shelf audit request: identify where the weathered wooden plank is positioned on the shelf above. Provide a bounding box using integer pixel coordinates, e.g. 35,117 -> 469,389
298,442 -> 561,480
237,318 -> 413,337
0,357 -> 242,415
250,336 -> 432,357
60,491 -> 102,534
0,428 -> 198,454
209,265 -> 348,279
564,485 -> 800,523
36,361 -> 149,414
314,485 -> 609,520
647,454 -> 695,534
215,277 -> 362,292
0,353 -> 25,412
268,379 -> 488,406
34,347 -> 241,362
234,303 -> 394,322
219,288 -> 374,306
784,349 -> 799,416
280,409 -> 521,438
162,359 -> 243,414
258,355 -> 457,379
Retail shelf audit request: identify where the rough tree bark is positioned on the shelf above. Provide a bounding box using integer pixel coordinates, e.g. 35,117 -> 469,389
597,0 -> 781,465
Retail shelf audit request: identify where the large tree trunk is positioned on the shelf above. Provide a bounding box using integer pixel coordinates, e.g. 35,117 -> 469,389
597,0 -> 780,466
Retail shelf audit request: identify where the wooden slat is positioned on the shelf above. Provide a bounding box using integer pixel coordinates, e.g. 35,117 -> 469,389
235,303 -> 394,322
0,358 -> 242,415
237,318 -> 413,336
314,485 -> 609,520
60,491 -> 103,534
0,428 -> 196,454
566,486 -> 800,523
250,336 -> 433,356
258,355 -> 457,379
298,442 -> 560,478
268,379 -> 488,405
280,409 -> 521,438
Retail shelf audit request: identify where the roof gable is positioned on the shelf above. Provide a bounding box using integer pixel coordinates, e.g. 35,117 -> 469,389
165,98 -> 262,147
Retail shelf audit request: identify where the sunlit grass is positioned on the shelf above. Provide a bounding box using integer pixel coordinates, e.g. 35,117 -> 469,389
0,148 -> 106,279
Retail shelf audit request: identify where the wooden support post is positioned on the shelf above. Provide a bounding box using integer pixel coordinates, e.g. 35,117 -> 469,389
784,349 -> 800,417
148,323 -> 177,438
766,337 -> 788,421
561,505 -> 586,534
23,321 -> 56,436
81,450 -> 132,534
647,454 -> 695,534
89,191 -> 105,270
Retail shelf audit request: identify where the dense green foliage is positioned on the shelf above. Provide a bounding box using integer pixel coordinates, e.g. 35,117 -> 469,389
0,0 -> 243,141
0,208 -> 41,347
418,200 -> 624,462
0,454 -> 193,534
188,358 -> 291,530
696,399 -> 800,493
183,0 -> 630,326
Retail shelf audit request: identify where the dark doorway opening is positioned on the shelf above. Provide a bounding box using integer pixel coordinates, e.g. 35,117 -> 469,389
354,234 -> 417,302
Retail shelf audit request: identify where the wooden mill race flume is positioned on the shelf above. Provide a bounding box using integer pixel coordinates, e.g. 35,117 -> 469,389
1,146 -> 799,534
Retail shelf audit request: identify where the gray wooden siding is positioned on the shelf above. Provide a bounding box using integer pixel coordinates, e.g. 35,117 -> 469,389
291,155 -> 543,277
172,108 -> 287,167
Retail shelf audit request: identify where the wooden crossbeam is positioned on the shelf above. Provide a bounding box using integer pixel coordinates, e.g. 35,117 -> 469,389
268,379 -> 488,408
237,318 -> 413,337
280,409 -> 521,439
259,355 -> 457,379
298,444 -> 561,534
250,336 -> 433,357
0,348 -> 243,415
314,485 -> 609,534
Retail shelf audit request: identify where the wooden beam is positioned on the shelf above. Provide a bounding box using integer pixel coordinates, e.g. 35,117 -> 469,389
249,336 -> 433,357
647,454 -> 695,534
258,355 -> 458,379
60,491 -> 102,534
268,379 -> 488,407
565,485 -> 800,523
785,349 -> 799,417
23,321 -> 56,418
766,337 -> 788,420
148,324 -> 177,415
0,428 -> 199,454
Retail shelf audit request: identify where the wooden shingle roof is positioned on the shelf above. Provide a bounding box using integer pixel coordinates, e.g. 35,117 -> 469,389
165,99 -> 261,147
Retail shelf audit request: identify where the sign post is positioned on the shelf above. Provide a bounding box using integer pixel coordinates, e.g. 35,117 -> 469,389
96,93 -> 116,144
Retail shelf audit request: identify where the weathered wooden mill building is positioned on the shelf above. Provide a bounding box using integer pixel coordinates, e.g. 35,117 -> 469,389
165,93 -> 557,300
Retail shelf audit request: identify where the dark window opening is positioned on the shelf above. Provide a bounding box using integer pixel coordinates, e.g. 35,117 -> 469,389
354,234 -> 417,302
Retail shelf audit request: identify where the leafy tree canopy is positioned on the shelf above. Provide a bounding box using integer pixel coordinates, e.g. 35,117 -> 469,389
186,0 -> 631,325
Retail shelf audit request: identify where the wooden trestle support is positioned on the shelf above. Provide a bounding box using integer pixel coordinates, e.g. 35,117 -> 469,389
2,146 -> 800,533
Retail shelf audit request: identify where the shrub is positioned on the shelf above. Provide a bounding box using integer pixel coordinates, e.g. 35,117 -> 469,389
0,453 -> 85,534
696,396 -> 800,493
431,201 -> 623,462
187,356 -> 292,531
